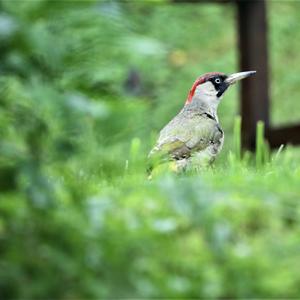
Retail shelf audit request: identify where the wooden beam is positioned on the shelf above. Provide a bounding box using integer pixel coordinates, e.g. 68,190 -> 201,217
266,125 -> 300,148
237,0 -> 270,150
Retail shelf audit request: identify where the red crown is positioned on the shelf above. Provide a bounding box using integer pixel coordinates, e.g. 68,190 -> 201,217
185,72 -> 225,105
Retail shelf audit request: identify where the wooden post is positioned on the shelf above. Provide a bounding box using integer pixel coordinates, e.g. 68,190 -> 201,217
237,0 -> 270,149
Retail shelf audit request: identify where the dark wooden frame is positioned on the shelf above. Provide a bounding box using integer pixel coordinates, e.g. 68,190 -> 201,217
174,0 -> 300,150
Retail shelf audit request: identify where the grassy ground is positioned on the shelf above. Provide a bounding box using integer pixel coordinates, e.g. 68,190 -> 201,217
1,0 -> 300,298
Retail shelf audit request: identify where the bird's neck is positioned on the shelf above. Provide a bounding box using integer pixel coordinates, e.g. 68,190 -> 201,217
185,94 -> 220,122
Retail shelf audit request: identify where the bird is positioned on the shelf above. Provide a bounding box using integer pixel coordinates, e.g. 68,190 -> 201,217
148,71 -> 256,174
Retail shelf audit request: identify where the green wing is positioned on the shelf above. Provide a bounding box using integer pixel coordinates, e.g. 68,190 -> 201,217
149,114 -> 223,164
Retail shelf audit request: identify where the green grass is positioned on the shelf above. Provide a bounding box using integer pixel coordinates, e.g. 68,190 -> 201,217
1,0 -> 300,299
93,123 -> 300,298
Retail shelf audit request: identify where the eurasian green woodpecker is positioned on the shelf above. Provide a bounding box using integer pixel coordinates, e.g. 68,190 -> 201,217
148,71 -> 256,173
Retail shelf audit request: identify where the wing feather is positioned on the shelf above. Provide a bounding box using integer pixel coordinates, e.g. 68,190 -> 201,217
149,112 -> 223,164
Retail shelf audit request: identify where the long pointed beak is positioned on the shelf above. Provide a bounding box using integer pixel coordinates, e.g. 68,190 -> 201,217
225,71 -> 256,85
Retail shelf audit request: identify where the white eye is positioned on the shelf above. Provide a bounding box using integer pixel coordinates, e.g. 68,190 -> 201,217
215,78 -> 221,84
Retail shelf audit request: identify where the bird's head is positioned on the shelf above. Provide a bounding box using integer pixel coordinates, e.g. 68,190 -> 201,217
185,71 -> 256,108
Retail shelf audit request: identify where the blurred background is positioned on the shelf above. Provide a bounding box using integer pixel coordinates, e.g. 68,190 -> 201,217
1,0 -> 300,298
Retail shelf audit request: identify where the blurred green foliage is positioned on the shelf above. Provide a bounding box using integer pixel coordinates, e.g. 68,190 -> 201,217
1,0 -> 300,298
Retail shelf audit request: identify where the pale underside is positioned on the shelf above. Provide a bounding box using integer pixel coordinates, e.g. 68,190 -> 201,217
149,108 -> 224,172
